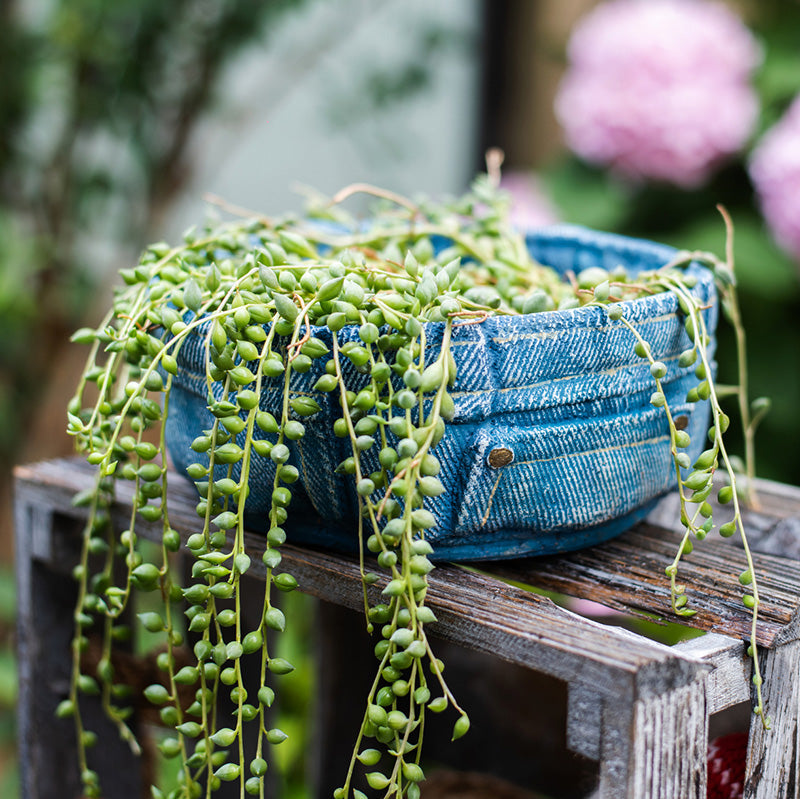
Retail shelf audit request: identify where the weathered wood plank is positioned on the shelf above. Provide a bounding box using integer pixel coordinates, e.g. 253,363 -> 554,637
674,633 -> 751,715
14,459 -> 708,699
486,522 -> 800,646
649,484 -> 800,561
745,639 -> 800,799
567,684 -> 604,760
587,679 -> 707,799
19,457 -> 800,648
742,478 -> 800,520
629,679 -> 707,799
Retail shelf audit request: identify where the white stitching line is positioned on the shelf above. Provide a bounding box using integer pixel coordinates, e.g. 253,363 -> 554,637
471,432 -> 677,528
448,352 -> 684,398
507,433 -> 671,466
490,312 -> 677,344
478,470 -> 504,530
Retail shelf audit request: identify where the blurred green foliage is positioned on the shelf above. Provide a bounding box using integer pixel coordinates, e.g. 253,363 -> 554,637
0,2 -> 312,791
0,566 -> 17,795
272,592 -> 316,799
1,1 -> 798,793
0,4 -> 459,795
0,0 -> 310,492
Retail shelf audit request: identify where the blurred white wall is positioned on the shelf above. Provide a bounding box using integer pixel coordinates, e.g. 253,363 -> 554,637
166,0 -> 482,235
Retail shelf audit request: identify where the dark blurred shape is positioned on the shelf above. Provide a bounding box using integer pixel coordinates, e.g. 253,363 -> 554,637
707,732 -> 747,799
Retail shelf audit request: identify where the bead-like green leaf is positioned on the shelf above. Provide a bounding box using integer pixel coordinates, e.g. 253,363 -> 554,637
273,293 -> 299,322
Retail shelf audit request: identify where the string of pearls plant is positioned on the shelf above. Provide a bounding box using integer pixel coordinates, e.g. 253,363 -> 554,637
65,175 -> 768,799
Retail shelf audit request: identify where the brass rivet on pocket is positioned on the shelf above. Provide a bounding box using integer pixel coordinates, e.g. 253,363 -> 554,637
487,447 -> 514,468
674,415 -> 689,431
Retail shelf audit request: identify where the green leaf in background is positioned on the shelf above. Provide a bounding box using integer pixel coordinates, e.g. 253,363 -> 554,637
660,211 -> 800,300
540,159 -> 632,231
654,210 -> 800,485
0,568 -> 15,624
753,5 -> 800,129
0,651 -> 17,708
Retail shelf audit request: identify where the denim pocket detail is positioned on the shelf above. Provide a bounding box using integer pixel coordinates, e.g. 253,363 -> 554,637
448,398 -> 707,541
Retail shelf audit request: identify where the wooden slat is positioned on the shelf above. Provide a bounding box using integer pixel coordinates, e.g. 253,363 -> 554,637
649,485 -> 800,560
14,458 -> 706,700
485,521 -> 800,647
750,477 -> 800,519
745,639 -> 800,799
673,633 -> 751,715
17,458 -> 800,648
628,680 -> 707,799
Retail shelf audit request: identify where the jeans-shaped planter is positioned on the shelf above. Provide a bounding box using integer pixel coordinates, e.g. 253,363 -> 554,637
166,225 -> 717,560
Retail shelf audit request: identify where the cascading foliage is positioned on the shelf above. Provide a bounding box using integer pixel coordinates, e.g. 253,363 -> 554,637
65,176 -> 768,799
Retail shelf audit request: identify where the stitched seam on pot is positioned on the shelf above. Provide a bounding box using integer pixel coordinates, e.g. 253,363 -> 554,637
490,312 -> 677,344
478,471 -> 504,530
508,433 -> 671,466
447,352 -> 683,398
175,361 -> 691,405
175,362 -> 696,414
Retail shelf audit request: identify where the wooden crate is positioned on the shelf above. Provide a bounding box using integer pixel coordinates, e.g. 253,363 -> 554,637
14,458 -> 800,799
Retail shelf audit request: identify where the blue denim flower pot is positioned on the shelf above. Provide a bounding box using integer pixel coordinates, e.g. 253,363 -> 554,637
166,225 -> 717,561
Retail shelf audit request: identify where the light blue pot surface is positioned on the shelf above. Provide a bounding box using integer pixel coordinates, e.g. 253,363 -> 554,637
166,225 -> 717,561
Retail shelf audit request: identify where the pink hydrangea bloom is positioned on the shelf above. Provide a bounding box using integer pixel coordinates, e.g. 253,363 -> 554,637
749,96 -> 800,260
556,0 -> 760,187
500,171 -> 559,229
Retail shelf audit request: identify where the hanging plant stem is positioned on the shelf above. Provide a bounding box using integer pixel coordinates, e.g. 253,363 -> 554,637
611,270 -> 769,728
65,176 -> 770,797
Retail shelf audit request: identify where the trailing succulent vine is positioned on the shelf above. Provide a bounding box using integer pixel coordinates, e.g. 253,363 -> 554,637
66,175 -> 767,799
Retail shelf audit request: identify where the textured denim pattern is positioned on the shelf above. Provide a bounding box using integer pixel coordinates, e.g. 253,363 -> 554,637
165,225 -> 717,560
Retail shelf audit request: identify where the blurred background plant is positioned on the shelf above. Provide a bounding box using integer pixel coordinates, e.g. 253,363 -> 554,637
3,0 -> 800,796
0,0 -> 480,558
0,2 -> 316,791
0,0 -> 316,556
